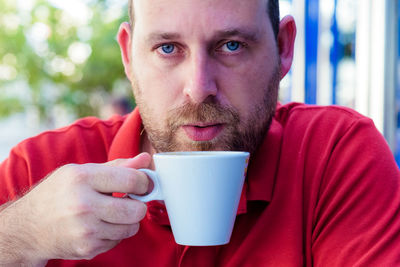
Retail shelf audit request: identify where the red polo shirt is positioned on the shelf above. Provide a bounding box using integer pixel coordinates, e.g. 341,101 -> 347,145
1,103 -> 399,266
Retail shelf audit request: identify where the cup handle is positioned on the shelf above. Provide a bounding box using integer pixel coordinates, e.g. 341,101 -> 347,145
128,169 -> 163,202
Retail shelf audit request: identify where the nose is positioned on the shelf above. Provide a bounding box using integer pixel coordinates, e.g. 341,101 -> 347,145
183,51 -> 218,104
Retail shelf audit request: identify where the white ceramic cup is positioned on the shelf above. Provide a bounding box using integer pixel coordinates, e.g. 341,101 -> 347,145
129,151 -> 250,246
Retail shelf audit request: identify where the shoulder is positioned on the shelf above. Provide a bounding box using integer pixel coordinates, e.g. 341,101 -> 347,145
0,114 -> 132,202
36,114 -> 126,136
274,102 -> 396,175
15,114 -> 126,162
276,102 -> 369,128
7,115 -> 127,180
274,105 -> 400,264
275,103 -> 377,144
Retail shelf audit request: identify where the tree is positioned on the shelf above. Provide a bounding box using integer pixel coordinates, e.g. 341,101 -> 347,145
0,0 -> 133,127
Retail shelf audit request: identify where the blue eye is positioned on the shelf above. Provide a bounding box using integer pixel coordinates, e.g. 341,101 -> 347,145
160,44 -> 175,54
225,41 -> 240,51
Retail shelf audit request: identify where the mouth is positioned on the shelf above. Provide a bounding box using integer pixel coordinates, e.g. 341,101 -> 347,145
181,123 -> 224,142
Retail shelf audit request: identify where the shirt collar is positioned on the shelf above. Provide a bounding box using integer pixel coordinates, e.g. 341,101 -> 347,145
108,108 -> 282,220
108,108 -> 142,161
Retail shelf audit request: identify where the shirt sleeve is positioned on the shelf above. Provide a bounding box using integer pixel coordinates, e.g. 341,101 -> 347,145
312,117 -> 400,266
0,147 -> 31,204
0,116 -> 122,205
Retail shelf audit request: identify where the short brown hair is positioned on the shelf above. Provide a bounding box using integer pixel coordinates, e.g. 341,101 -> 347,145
128,0 -> 280,39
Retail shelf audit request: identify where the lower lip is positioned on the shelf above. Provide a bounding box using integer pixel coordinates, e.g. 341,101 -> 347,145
182,125 -> 223,141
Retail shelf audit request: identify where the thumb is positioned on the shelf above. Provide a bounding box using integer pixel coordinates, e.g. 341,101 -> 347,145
106,153 -> 152,169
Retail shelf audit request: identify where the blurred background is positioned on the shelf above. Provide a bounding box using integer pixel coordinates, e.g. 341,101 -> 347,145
0,0 -> 399,167
0,0 -> 133,159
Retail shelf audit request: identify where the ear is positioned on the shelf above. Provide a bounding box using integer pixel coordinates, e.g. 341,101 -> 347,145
117,22 -> 133,81
277,15 -> 296,80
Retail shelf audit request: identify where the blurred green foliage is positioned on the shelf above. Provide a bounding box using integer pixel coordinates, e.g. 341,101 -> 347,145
0,0 -> 133,125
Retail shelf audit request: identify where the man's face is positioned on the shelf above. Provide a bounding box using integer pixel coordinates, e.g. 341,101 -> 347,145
129,0 -> 281,154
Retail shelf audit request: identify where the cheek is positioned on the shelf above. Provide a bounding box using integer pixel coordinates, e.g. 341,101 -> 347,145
218,63 -> 273,117
132,62 -> 183,126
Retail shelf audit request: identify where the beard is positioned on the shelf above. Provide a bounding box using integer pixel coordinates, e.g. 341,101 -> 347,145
133,65 -> 281,155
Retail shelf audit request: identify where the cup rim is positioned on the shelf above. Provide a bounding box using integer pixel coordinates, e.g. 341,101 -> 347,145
154,151 -> 250,158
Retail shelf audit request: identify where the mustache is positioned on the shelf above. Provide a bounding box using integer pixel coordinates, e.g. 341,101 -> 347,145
166,102 -> 240,129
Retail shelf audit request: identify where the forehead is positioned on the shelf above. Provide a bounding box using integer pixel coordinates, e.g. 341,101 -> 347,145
132,0 -> 270,36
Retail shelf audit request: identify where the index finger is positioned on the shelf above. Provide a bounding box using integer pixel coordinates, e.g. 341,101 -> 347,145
86,164 -> 150,195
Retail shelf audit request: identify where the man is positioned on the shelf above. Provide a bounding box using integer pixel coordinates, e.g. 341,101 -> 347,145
0,0 -> 399,266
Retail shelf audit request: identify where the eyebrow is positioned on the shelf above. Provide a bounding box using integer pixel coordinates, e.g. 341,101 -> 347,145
213,28 -> 261,42
146,32 -> 182,44
145,27 -> 261,44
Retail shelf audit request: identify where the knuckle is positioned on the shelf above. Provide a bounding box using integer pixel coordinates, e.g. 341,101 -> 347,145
105,158 -> 123,167
110,159 -> 124,166
125,174 -> 138,189
108,200 -> 131,221
74,242 -> 97,260
67,194 -> 92,216
72,228 -> 100,259
110,199 -> 127,214
77,202 -> 92,215
76,224 -> 96,239
69,202 -> 92,217
66,164 -> 90,184
108,200 -> 146,224
129,171 -> 149,194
